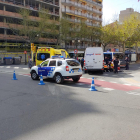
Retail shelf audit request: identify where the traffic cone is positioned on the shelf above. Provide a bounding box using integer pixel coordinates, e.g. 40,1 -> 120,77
12,70 -> 17,80
38,74 -> 45,85
89,77 -> 97,91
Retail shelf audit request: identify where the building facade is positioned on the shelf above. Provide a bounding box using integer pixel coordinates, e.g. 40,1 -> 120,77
61,0 -> 103,49
119,8 -> 138,23
0,0 -> 59,51
0,0 -> 103,52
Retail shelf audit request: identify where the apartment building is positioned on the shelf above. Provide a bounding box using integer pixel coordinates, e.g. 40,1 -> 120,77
119,8 -> 140,23
61,0 -> 103,49
0,0 -> 59,51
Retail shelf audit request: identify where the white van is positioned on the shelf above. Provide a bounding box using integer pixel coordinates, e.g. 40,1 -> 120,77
84,47 -> 104,73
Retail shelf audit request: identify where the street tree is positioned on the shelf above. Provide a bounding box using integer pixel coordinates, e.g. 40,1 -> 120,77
7,8 -> 57,46
59,17 -> 71,50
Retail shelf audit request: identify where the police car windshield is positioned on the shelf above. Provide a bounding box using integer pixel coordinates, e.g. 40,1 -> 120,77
37,53 -> 50,60
66,60 -> 80,66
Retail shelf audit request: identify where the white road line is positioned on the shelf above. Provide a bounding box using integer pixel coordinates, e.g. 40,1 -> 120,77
81,77 -> 84,78
126,92 -> 140,96
123,84 -> 132,86
98,79 -> 105,81
110,81 -> 117,83
14,67 -> 19,69
23,68 -> 28,70
103,88 -> 114,91
6,66 -> 11,68
0,66 -> 4,68
88,78 -> 92,79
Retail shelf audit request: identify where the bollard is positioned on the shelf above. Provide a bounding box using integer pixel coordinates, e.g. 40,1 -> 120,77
38,74 -> 45,85
89,77 -> 97,91
12,70 -> 18,80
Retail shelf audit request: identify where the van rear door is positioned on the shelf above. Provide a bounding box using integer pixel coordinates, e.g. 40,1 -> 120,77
85,48 -> 94,68
93,51 -> 103,69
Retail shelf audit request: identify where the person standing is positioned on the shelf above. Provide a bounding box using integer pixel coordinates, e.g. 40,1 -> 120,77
113,57 -> 119,73
104,56 -> 109,72
81,57 -> 84,70
28,59 -> 33,69
125,56 -> 129,70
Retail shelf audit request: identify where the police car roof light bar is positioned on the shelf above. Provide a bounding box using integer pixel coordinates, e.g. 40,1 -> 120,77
51,56 -> 65,59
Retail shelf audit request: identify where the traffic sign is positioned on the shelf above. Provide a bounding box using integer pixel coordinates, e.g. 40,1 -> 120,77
24,51 -> 27,54
74,49 -> 78,54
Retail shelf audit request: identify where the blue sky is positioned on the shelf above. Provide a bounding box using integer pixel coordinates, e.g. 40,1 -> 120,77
103,0 -> 140,24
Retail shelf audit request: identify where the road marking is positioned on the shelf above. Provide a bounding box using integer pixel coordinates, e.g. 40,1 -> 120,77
110,81 -> 117,83
0,66 -> 4,68
81,77 -> 84,78
98,79 -> 105,81
6,66 -> 11,68
14,67 -> 19,69
126,92 -> 140,96
23,68 -> 28,70
88,78 -> 92,79
123,84 -> 132,86
103,88 -> 114,91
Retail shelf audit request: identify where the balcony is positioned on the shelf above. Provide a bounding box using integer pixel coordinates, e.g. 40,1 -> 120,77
86,22 -> 100,27
68,18 -> 81,23
61,0 -> 102,15
85,0 -> 102,7
62,9 -> 87,18
0,33 -> 57,43
66,45 -> 92,49
87,15 -> 102,21
37,0 -> 59,7
63,0 -> 103,8
0,0 -> 59,16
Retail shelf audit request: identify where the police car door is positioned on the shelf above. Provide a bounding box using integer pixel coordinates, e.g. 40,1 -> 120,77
38,60 -> 49,76
46,60 -> 56,78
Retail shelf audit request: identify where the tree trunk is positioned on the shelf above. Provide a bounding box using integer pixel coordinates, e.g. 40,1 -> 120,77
136,42 -> 138,54
123,42 -> 125,53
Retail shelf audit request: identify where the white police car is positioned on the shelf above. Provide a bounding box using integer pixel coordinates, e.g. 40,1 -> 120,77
30,56 -> 82,84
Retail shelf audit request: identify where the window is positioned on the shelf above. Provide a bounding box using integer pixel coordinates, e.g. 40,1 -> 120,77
66,60 -> 80,66
41,60 -> 49,67
37,53 -> 50,60
49,60 -> 56,66
57,61 -> 62,66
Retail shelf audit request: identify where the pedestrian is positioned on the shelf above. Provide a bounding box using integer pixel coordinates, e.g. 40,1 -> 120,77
104,56 -> 109,72
125,56 -> 129,70
81,57 -> 84,70
113,57 -> 119,73
28,59 -> 33,69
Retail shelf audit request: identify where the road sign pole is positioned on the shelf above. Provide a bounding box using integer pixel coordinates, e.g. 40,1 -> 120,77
25,53 -> 26,65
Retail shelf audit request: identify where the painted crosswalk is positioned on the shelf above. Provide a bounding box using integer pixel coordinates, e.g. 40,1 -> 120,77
0,66 -> 29,70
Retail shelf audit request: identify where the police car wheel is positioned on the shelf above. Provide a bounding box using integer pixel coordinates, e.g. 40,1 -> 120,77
31,71 -> 39,80
72,77 -> 80,82
55,73 -> 64,84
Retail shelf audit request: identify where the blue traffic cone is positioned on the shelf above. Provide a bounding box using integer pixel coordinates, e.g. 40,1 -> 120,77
89,77 -> 97,91
12,70 -> 18,80
38,74 -> 45,85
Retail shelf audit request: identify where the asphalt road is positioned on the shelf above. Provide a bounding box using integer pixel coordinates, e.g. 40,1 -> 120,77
0,64 -> 140,140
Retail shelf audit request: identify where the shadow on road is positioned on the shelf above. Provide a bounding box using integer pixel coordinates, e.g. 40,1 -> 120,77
0,73 -> 105,140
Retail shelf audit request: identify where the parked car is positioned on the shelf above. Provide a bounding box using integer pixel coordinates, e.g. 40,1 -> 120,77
30,56 -> 82,84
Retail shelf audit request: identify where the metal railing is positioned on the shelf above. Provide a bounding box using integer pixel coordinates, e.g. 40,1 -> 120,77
61,0 -> 102,14
61,0 -> 102,8
62,9 -> 102,21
